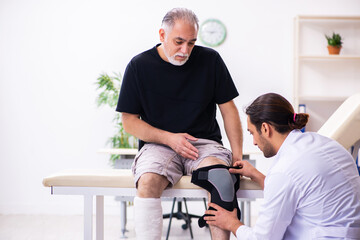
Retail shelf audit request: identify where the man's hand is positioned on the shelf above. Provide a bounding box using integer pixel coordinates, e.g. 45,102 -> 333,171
230,160 -> 265,189
121,113 -> 199,160
204,203 -> 243,234
167,133 -> 199,160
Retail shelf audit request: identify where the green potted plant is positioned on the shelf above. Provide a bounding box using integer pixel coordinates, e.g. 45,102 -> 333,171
325,32 -> 343,55
95,72 -> 138,166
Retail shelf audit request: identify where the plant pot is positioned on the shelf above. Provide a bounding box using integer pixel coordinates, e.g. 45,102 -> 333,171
327,45 -> 342,55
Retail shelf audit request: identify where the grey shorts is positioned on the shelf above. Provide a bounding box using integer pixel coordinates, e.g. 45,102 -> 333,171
131,138 -> 232,188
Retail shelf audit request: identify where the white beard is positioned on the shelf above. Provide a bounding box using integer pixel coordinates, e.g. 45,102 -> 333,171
162,45 -> 189,66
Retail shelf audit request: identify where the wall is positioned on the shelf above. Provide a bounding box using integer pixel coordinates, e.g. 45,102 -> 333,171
0,0 -> 359,214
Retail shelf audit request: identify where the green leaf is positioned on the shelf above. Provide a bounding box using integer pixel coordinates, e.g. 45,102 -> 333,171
325,32 -> 343,46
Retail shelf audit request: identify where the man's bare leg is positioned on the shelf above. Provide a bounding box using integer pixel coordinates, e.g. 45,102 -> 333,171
137,173 -> 169,198
196,157 -> 231,240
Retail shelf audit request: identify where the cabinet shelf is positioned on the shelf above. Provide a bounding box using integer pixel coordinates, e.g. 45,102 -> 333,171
297,15 -> 360,21
298,96 -> 348,102
299,55 -> 360,60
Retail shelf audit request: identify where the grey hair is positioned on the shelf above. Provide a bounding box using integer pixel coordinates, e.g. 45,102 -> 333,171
162,8 -> 199,33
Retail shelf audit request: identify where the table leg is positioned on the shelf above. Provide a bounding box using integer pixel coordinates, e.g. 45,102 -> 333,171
120,201 -> 127,238
244,200 -> 251,226
84,195 -> 93,240
96,196 -> 104,240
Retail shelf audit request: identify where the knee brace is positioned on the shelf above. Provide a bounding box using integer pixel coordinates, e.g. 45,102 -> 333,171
191,164 -> 241,228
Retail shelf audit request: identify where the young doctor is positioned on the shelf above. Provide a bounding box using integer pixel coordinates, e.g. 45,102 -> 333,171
205,93 -> 360,239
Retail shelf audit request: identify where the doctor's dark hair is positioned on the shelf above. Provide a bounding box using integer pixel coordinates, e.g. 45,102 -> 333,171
162,8 -> 199,33
245,93 -> 309,134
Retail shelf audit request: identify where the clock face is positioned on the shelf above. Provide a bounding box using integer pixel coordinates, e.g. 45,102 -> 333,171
199,19 -> 227,47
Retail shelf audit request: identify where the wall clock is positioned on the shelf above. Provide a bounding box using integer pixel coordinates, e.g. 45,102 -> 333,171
199,19 -> 227,47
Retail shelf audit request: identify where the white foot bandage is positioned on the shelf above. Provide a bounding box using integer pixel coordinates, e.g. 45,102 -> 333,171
134,197 -> 163,240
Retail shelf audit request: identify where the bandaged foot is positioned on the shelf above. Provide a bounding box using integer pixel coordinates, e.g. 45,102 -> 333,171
134,197 -> 163,239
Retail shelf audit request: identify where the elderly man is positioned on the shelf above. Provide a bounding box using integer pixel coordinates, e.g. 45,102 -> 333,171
116,8 -> 243,240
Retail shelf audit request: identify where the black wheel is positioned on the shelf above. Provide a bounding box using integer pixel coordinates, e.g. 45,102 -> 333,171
181,223 -> 188,230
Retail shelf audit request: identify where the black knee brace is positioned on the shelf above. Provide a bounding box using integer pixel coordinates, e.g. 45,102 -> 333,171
191,164 -> 241,228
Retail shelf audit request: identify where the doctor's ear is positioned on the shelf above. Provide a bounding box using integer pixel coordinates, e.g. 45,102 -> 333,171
261,122 -> 271,136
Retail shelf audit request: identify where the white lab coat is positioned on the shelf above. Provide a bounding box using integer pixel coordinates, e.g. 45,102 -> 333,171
236,130 -> 360,239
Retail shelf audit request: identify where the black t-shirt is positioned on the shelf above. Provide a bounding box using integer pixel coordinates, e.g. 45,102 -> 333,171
116,44 -> 239,145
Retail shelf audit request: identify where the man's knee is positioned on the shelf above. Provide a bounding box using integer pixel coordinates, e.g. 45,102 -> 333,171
197,156 -> 229,169
137,172 -> 169,198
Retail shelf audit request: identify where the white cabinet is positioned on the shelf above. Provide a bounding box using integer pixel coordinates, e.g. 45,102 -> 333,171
294,15 -> 360,131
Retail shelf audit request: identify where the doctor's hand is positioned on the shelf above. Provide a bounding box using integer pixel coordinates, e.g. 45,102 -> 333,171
204,203 -> 243,234
230,160 -> 256,178
230,160 -> 265,189
167,133 -> 199,160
